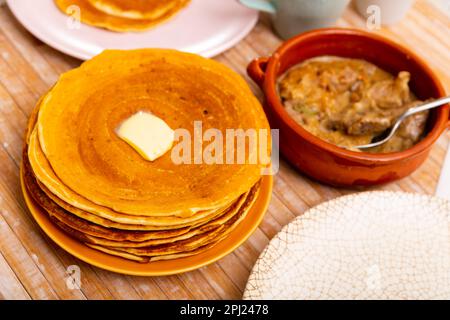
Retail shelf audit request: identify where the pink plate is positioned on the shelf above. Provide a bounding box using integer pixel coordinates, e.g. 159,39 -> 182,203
7,0 -> 258,60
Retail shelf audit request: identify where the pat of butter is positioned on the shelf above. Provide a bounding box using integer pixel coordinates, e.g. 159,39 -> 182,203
117,111 -> 174,161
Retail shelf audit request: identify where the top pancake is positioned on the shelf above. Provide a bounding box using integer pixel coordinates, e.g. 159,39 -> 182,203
55,0 -> 190,32
26,92 -> 243,229
87,0 -> 184,20
29,127 -> 233,226
36,49 -> 269,217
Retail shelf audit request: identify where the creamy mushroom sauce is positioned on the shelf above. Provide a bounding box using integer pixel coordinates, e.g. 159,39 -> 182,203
278,56 -> 429,153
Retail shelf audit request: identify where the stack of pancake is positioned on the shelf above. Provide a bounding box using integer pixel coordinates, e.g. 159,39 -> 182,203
55,0 -> 190,32
22,49 -> 270,263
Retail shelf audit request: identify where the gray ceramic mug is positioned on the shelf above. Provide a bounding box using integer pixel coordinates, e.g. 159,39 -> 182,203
239,0 -> 350,39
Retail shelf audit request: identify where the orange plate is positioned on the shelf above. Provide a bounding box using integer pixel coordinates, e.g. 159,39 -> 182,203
20,166 -> 273,276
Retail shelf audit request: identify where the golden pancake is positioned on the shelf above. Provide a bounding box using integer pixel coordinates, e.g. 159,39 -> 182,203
86,240 -> 216,263
37,49 -> 269,217
25,94 -> 44,145
24,152 -> 256,245
144,243 -> 222,262
69,183 -> 258,248
86,243 -> 149,262
51,211 -> 222,250
55,0 -> 190,32
84,242 -> 221,263
23,98 -> 262,248
65,183 -> 259,261
25,93 -> 241,230
28,128 -> 235,227
46,184 -> 257,260
24,156 -> 196,241
109,186 -> 258,257
39,178 -> 233,229
27,130 -> 238,231
87,0 -> 185,20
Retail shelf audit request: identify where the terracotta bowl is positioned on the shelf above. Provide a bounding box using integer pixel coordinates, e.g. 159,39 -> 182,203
247,28 -> 450,187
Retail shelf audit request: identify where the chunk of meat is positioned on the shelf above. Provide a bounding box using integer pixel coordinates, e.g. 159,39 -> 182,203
369,109 -> 429,153
330,72 -> 415,136
318,66 -> 360,93
346,112 -> 392,135
367,71 -> 412,109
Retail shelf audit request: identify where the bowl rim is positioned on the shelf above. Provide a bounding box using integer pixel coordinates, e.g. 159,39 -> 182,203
261,28 -> 449,163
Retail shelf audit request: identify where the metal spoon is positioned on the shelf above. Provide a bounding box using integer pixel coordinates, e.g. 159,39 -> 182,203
353,96 -> 450,150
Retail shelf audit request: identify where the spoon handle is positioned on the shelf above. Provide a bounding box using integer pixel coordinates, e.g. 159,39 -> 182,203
403,96 -> 450,118
354,95 -> 450,150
